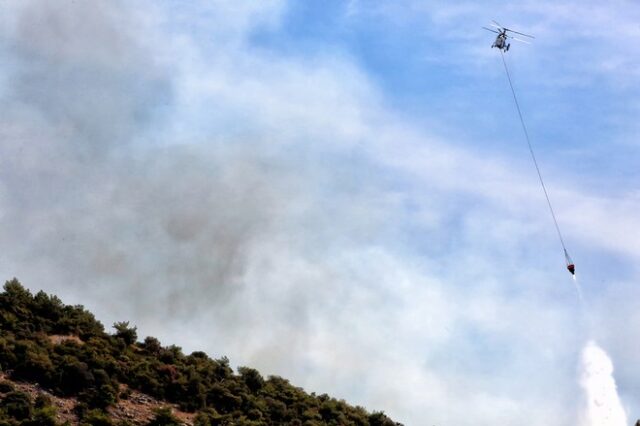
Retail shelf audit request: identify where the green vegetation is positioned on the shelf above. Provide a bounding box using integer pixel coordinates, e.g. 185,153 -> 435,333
0,279 -> 401,425
0,389 -> 58,426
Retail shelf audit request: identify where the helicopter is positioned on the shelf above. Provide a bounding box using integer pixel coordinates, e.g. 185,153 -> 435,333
483,21 -> 534,52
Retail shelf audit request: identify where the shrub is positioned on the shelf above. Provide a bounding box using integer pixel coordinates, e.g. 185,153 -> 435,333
147,407 -> 180,426
193,408 -> 223,426
12,339 -> 54,384
113,322 -> 137,346
0,390 -> 33,420
82,409 -> 114,426
369,411 -> 398,426
25,405 -> 58,426
142,337 -> 162,356
58,358 -> 95,395
34,393 -> 53,409
79,384 -> 118,409
238,367 -> 264,393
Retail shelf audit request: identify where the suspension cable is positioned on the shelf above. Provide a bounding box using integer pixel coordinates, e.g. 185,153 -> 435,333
499,51 -> 568,255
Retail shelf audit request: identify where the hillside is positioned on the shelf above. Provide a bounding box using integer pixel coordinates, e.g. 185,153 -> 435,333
0,279 -> 401,426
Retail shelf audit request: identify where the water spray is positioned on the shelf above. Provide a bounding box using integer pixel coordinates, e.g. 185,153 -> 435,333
580,341 -> 628,426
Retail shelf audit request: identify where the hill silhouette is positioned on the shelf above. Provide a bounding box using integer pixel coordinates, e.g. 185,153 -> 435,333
0,279 -> 401,425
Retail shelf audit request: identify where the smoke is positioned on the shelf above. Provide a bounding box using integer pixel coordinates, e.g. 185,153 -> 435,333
0,0 -> 394,352
0,0 -> 305,346
579,340 -> 628,426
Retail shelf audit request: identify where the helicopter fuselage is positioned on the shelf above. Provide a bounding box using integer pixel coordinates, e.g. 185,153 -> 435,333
492,33 -> 510,52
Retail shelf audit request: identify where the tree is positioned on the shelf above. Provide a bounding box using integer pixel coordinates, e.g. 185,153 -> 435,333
368,411 -> 399,426
143,337 -> 162,355
113,321 -> 137,345
2,279 -> 31,306
238,367 -> 264,393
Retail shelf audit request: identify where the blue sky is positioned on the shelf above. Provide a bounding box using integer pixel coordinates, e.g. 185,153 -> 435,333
1,1 -> 639,425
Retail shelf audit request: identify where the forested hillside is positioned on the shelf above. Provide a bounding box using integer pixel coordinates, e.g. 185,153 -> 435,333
0,279 -> 401,425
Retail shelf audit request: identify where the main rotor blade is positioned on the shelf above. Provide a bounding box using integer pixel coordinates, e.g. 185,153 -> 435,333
490,23 -> 502,30
511,37 -> 532,44
505,28 -> 535,38
482,27 -> 500,34
492,20 -> 502,27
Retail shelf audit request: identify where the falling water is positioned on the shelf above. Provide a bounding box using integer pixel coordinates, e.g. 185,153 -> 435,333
579,341 -> 627,426
572,275 -> 583,305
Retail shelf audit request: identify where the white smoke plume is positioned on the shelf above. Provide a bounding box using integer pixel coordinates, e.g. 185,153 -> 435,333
580,340 -> 628,426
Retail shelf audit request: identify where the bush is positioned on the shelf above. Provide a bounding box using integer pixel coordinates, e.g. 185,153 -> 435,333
0,391 -> 33,420
79,384 -> 118,409
147,407 -> 180,426
113,322 -> 137,346
25,405 -> 58,426
238,367 -> 264,393
142,337 -> 162,356
58,358 -> 95,395
34,393 -> 53,409
12,339 -> 54,383
193,408 -> 223,426
369,411 -> 398,426
82,409 -> 114,426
